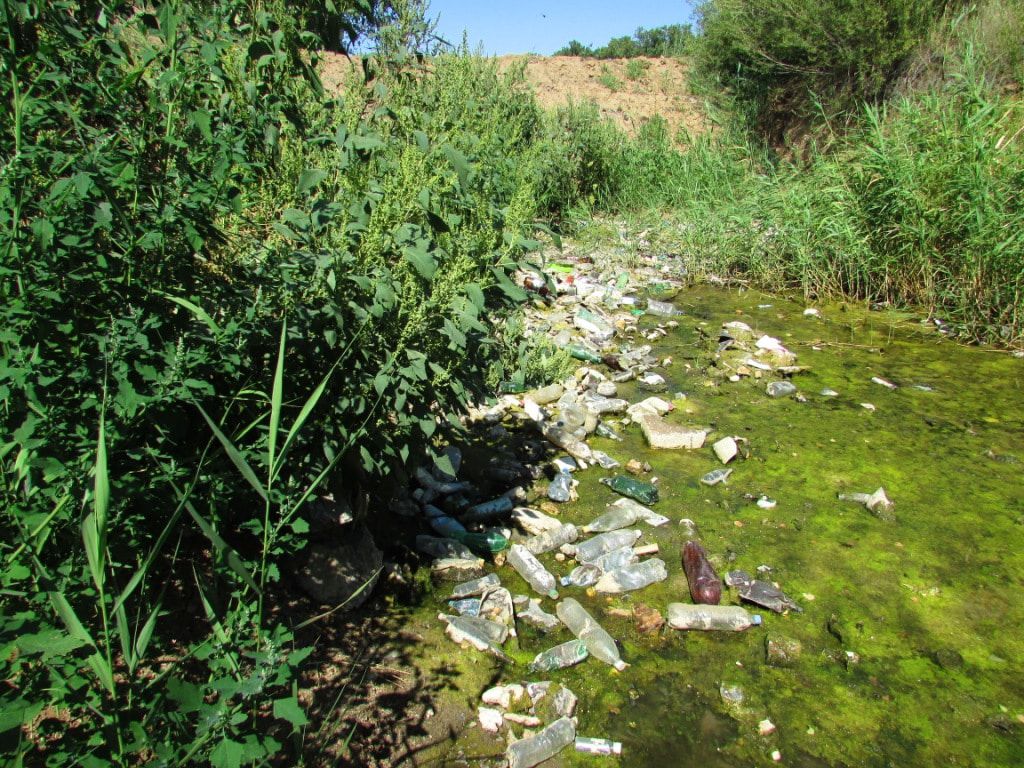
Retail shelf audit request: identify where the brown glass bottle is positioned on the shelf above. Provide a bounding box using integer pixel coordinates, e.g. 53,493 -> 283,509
682,540 -> 722,605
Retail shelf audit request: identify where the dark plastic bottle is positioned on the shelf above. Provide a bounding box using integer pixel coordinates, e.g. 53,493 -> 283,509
682,540 -> 722,605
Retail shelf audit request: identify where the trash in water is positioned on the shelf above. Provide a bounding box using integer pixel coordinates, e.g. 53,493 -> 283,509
724,569 -> 753,587
514,595 -> 561,631
738,580 -> 803,613
462,495 -> 514,522
416,535 -> 477,562
431,558 -> 487,582
719,684 -> 746,705
646,298 -> 681,317
683,541 -> 722,605
479,585 -> 516,636
700,468 -> 733,486
447,597 -> 481,616
507,544 -> 559,598
439,614 -> 512,661
821,388 -> 839,397
524,523 -> 579,555
594,558 -> 669,593
595,421 -> 623,441
639,372 -> 668,392
584,497 -> 669,533
571,529 -> 643,563
679,518 -> 700,538
838,487 -> 894,520
528,639 -> 589,672
871,376 -> 898,389
756,496 -> 777,509
506,716 -> 576,768
547,471 -> 575,503
759,718 -> 777,735
551,456 -> 578,474
591,450 -> 621,469
666,603 -> 762,631
766,381 -> 797,398
600,474 -> 659,504
712,436 -> 740,464
561,563 -> 604,588
512,506 -> 563,536
557,598 -> 629,671
450,574 -> 502,600
575,737 -> 623,755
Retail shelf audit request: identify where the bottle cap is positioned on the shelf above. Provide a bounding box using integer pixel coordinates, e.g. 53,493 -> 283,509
547,589 -> 559,599
752,614 -> 763,626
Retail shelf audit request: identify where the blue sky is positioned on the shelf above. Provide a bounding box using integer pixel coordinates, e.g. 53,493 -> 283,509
427,1 -> 698,56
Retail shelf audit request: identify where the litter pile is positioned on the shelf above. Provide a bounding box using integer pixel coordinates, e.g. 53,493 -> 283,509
398,251 -> 893,766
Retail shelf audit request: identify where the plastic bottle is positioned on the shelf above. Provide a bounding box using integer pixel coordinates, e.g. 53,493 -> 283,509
415,535 -> 476,561
450,573 -> 501,599
575,737 -> 623,756
594,558 -> 669,594
646,298 -> 681,317
557,403 -> 588,431
506,717 -> 576,768
599,475 -> 659,505
682,541 -> 722,604
438,613 -> 509,645
560,563 -> 603,588
556,598 -> 628,671
542,424 -> 593,462
527,639 -> 589,672
455,529 -> 509,555
507,544 -> 559,598
595,422 -> 623,441
666,603 -> 762,631
524,524 -> 579,556
571,529 -> 642,563
547,471 -> 573,503
590,546 -> 639,573
429,514 -> 467,539
462,496 -> 514,522
447,598 -> 481,616
582,505 -> 639,533
566,344 -> 602,364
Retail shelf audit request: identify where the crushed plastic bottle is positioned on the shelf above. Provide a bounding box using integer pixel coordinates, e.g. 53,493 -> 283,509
524,524 -> 579,556
515,595 -> 561,631
542,423 -> 593,462
583,498 -> 669,532
528,639 -> 589,672
447,597 -> 481,616
507,544 -> 559,598
506,717 -> 576,768
560,563 -> 603,588
682,541 -> 722,605
547,471 -> 574,503
594,558 -> 668,593
590,545 -> 640,573
646,298 -> 681,317
599,475 -> 659,504
556,598 -> 628,671
572,529 -> 643,563
450,573 -> 501,599
666,603 -> 762,631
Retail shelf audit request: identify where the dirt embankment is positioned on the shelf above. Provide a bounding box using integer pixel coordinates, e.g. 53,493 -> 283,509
498,55 -> 706,140
319,53 -> 706,142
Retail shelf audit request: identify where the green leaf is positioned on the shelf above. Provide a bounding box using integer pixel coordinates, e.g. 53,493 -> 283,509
16,630 -> 89,660
442,144 -> 472,187
268,321 -> 286,478
160,293 -> 222,335
197,406 -> 268,502
273,697 -> 309,731
402,245 -> 436,281
297,169 -> 329,195
465,283 -> 485,310
210,738 -> 245,768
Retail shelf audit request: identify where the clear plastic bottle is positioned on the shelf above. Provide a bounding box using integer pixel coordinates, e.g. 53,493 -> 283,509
438,613 -> 509,645
666,603 -> 762,631
556,598 -> 628,671
646,298 -> 681,317
582,505 -> 640,533
575,737 -> 623,756
527,639 -> 589,672
571,529 -> 642,563
506,717 -> 576,768
450,573 -> 500,599
542,423 -> 593,462
507,544 -> 559,598
560,563 -> 603,588
591,546 -> 639,573
524,524 -> 579,555
594,558 -> 668,594
547,471 -> 574,502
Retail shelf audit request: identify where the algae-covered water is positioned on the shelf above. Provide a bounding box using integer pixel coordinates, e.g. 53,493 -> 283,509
408,286 -> 1024,767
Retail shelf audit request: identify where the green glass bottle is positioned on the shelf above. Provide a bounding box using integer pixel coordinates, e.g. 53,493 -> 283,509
567,344 -> 602,363
599,475 -> 659,505
454,530 -> 509,555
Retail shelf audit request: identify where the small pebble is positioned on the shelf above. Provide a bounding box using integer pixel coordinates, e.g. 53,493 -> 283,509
759,719 -> 776,736
860,402 -> 876,411
772,750 -> 782,762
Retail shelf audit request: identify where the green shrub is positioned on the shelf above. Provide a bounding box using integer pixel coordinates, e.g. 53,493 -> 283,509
598,64 -> 624,92
626,58 -> 651,81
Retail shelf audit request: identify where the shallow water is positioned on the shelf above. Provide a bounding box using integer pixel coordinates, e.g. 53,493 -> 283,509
416,286 -> 1024,767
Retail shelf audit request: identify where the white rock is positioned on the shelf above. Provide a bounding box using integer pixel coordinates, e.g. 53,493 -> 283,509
478,706 -> 504,733
626,396 -> 674,420
638,416 -> 707,450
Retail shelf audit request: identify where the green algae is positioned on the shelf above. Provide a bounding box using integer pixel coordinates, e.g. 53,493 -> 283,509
402,285 -> 1024,767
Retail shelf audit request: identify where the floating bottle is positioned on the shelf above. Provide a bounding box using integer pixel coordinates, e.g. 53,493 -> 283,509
583,498 -> 669,533
506,717 -> 576,768
507,544 -> 558,598
527,639 -> 589,672
646,298 -> 681,317
594,558 -> 668,594
571,529 -> 642,563
438,613 -> 509,645
599,475 -> 659,505
682,541 -> 722,605
666,603 -> 762,631
524,524 -> 579,556
556,598 -> 628,671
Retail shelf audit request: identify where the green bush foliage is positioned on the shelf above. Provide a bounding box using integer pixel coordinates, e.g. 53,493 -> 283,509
0,2 -> 556,764
555,24 -> 695,58
694,0 -> 954,139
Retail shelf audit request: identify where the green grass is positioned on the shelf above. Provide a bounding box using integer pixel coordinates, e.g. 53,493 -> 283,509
598,64 -> 625,92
